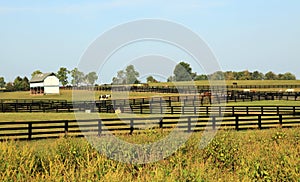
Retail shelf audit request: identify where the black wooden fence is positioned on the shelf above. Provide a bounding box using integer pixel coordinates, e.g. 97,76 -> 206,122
65,84 -> 300,93
1,114 -> 300,141
1,92 -> 300,113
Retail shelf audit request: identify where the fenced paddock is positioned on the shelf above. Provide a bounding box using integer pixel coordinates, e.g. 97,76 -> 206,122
1,98 -> 300,116
1,114 -> 299,141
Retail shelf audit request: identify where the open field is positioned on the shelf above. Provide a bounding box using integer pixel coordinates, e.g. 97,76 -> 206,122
0,81 -> 299,181
148,80 -> 300,86
1,80 -> 300,101
0,100 -> 300,122
0,90 -> 181,101
0,128 -> 299,181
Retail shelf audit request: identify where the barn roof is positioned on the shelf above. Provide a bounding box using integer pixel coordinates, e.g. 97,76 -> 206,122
30,72 -> 56,83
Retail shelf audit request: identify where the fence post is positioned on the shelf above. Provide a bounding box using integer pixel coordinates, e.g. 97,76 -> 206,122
232,106 -> 235,115
293,106 -> 296,115
160,98 -> 163,114
194,106 -> 196,114
246,106 -> 249,115
98,105 -> 101,113
28,123 -> 32,140
182,106 -> 185,114
219,106 -> 221,116
279,114 -> 282,127
187,117 -> 191,133
64,121 -> 68,136
159,118 -> 163,128
277,106 -> 280,115
212,116 -> 216,130
130,119 -> 134,135
98,120 -> 102,136
258,115 -> 262,129
140,103 -> 143,114
171,106 -> 174,114
261,106 -> 264,115
235,115 -> 239,130
150,99 -> 152,114
206,106 -> 209,115
42,103 -> 45,112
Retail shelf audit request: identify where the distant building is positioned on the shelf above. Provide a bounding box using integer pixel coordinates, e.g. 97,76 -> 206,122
30,73 -> 59,94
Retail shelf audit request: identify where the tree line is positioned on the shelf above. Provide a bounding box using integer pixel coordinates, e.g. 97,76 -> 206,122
0,62 -> 297,91
0,67 -> 98,91
165,62 -> 297,82
111,62 -> 297,84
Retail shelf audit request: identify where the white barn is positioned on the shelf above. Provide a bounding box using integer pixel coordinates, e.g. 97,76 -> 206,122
30,73 -> 60,95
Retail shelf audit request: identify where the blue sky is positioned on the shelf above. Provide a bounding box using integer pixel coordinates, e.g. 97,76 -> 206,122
0,0 -> 299,83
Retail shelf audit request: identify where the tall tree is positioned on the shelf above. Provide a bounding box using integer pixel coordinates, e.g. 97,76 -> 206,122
224,71 -> 235,80
209,71 -> 225,80
125,65 -> 140,84
21,77 -> 30,91
112,70 -> 126,85
265,71 -> 277,80
240,70 -> 252,80
282,72 -> 296,80
194,74 -> 208,81
31,70 -> 42,77
5,82 -> 14,91
71,68 -> 85,86
13,76 -> 23,91
0,77 -> 5,88
85,72 -> 98,85
146,76 -> 158,83
112,65 -> 140,84
57,67 -> 69,86
251,71 -> 264,80
173,62 -> 195,81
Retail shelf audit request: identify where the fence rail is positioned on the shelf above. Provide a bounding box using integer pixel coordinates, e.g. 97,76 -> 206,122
1,92 -> 300,113
63,84 -> 300,93
1,114 -> 300,141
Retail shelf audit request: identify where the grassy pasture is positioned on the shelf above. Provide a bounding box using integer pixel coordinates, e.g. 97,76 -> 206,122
148,80 -> 300,86
0,128 -> 299,181
0,90 -> 181,101
1,80 -> 300,101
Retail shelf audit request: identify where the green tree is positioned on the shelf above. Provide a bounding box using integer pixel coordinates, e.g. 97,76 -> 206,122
57,67 -> 69,86
173,62 -> 195,81
194,74 -> 208,81
125,65 -> 140,84
21,77 -> 30,91
265,71 -> 277,80
13,76 -> 23,91
31,70 -> 42,77
0,77 -> 5,88
281,72 -> 296,80
5,82 -> 14,91
146,76 -> 158,83
112,65 -> 140,84
224,71 -> 235,80
167,76 -> 174,82
85,72 -> 98,85
112,70 -> 126,85
239,70 -> 252,80
251,71 -> 264,80
209,71 -> 225,80
71,68 -> 85,86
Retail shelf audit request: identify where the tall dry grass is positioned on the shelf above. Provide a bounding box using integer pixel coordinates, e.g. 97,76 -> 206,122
0,128 -> 299,181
